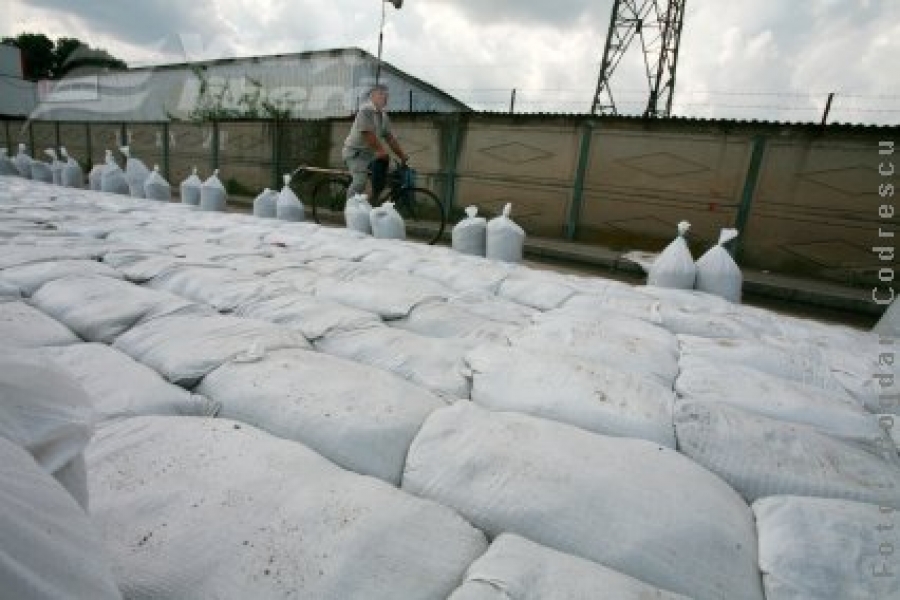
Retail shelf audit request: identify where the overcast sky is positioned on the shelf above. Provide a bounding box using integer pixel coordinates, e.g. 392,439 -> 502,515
4,0 -> 899,124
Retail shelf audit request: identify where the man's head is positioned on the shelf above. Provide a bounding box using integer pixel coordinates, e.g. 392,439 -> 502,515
369,84 -> 389,109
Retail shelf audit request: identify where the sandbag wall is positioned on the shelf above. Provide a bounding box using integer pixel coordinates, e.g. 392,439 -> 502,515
0,175 -> 898,600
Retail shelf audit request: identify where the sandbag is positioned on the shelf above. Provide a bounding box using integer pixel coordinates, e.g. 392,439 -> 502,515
344,193 -> 373,234
753,496 -> 900,600
452,206 -> 487,257
695,228 -> 742,302
88,162 -> 104,190
32,344 -> 220,422
390,300 -> 518,346
112,312 -> 310,386
509,312 -> 680,388
196,348 -> 444,484
448,533 -> 690,600
143,165 -> 171,201
199,169 -> 227,212
0,148 -> 19,176
14,143 -> 33,178
656,304 -> 765,339
676,356 -> 885,448
45,149 -> 64,185
0,245 -> 100,270
315,325 -> 472,399
674,400 -> 900,508
497,271 -> 577,310
234,292 -> 381,340
0,436 -> 121,600
0,300 -> 80,347
370,201 -> 405,239
466,344 -> 676,447
87,416 -> 487,599
100,152 -> 129,195
410,258 -> 513,295
179,167 -> 202,206
60,147 -> 84,188
29,159 -> 54,183
0,354 -> 95,509
120,146 -> 150,198
403,403 -> 765,600
315,269 -> 449,319
0,259 -> 123,296
252,188 -> 277,218
648,221 -> 696,289
486,203 -> 525,263
559,284 -> 661,322
276,174 -> 304,222
147,264 -> 293,312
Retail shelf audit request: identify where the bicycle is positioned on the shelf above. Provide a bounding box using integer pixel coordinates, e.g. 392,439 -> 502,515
292,161 -> 446,245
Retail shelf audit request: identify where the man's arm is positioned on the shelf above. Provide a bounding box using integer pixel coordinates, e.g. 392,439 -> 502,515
385,133 -> 409,163
362,131 -> 389,160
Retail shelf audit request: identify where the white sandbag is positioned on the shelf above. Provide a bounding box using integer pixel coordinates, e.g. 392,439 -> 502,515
560,284 -> 662,322
410,258 -> 512,294
143,165 -> 171,201
370,201 -> 405,239
695,228 -> 742,302
234,292 -> 381,340
0,354 -> 94,508
510,312 -> 680,388
276,174 -> 304,222
753,496 -> 899,600
344,193 -> 373,234
390,300 -> 519,345
179,166 -> 202,206
403,403 -> 765,600
87,416 -> 487,599
656,303 -> 765,338
674,400 -> 900,508
60,147 -> 84,188
32,343 -> 220,422
647,221 -> 696,289
197,348 -> 444,483
448,289 -> 539,326
45,148 -> 64,185
873,296 -> 899,337
31,274 -> 212,343
112,313 -> 310,386
147,265 -> 293,312
252,187 -> 277,218
88,163 -> 104,191
497,271 -> 577,310
29,159 -> 54,183
466,345 -> 676,447
120,146 -> 150,198
0,436 -> 121,600
486,203 -> 525,263
0,259 -> 123,296
676,356 -> 885,448
0,300 -> 80,347
100,152 -> 129,195
199,169 -> 227,212
315,270 -> 449,319
452,206 -> 487,257
0,280 -> 21,301
14,143 -> 33,178
0,148 -> 19,176
448,533 -> 690,600
315,325 -> 471,399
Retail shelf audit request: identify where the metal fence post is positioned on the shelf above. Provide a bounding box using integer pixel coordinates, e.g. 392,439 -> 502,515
162,122 -> 170,181
733,135 -> 767,260
566,120 -> 595,240
85,122 -> 93,170
271,119 -> 281,189
441,113 -> 462,217
54,121 -> 61,151
211,120 -> 220,170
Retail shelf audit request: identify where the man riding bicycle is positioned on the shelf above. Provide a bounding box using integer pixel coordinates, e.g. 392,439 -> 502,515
342,83 -> 410,201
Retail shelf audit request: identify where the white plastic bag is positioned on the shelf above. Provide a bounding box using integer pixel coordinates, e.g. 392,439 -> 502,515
143,165 -> 171,201
120,146 -> 150,198
60,147 -> 84,188
30,155 -> 54,183
486,203 -> 525,263
276,174 -> 305,221
252,187 -> 277,218
88,162 -> 104,190
695,228 -> 742,302
199,168 -> 227,211
179,166 -> 202,206
344,193 -> 373,234
14,143 -> 32,178
45,148 -> 64,185
648,221 -> 696,289
452,206 -> 487,256
370,201 -> 406,239
100,151 -> 129,195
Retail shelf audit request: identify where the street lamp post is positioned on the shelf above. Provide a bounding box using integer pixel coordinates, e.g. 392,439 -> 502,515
375,0 -> 403,85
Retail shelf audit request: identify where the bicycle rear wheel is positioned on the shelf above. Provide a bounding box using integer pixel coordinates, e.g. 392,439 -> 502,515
379,186 -> 446,245
311,177 -> 350,225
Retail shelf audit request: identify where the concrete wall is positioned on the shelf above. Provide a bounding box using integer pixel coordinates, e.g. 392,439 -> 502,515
2,115 -> 895,285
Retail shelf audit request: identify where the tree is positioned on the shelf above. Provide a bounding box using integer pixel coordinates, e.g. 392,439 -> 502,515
1,32 -> 127,79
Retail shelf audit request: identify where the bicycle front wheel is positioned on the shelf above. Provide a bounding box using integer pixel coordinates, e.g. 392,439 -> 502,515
311,177 -> 350,225
378,186 -> 446,245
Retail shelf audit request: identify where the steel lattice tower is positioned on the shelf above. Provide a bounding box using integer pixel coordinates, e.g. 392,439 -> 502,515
591,0 -> 687,117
